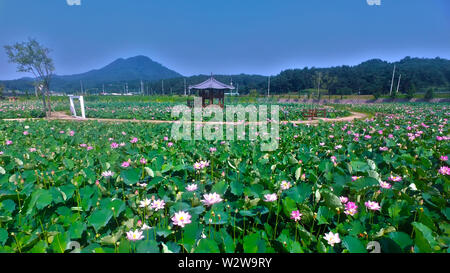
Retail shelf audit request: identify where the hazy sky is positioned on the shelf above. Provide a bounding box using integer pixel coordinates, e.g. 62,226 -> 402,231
0,0 -> 449,80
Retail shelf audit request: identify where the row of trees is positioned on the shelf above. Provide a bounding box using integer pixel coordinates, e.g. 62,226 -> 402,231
106,57 -> 449,97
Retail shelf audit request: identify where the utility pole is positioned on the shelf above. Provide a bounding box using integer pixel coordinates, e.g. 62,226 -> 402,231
230,78 -> 234,95
102,84 -> 105,94
162,80 -> 164,95
317,73 -> 321,97
80,80 -> 84,95
184,78 -> 187,96
141,80 -> 144,95
396,74 -> 402,94
267,76 -> 271,96
390,65 -> 396,96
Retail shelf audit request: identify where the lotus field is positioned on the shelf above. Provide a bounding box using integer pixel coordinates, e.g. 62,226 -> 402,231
0,102 -> 449,253
0,100 -> 351,121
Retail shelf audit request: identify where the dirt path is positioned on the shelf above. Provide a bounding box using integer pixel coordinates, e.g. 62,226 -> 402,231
2,110 -> 367,125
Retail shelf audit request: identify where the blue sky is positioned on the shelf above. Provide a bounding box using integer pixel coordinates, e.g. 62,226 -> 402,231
0,0 -> 449,80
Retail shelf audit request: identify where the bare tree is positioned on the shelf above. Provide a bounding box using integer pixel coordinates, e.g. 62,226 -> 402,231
4,38 -> 54,117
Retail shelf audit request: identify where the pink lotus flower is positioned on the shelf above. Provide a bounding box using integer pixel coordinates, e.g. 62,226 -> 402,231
23,131 -> 29,135
389,175 -> 402,182
126,229 -> 144,241
121,161 -> 130,168
150,199 -> 165,211
186,183 -> 198,192
5,140 -> 12,145
69,131 -> 75,136
290,210 -> 302,222
139,198 -> 152,208
163,136 -> 169,141
209,147 -> 217,153
0,151 -> 3,155
102,170 -> 114,177
264,193 -> 277,202
364,135 -> 372,139
111,142 -> 119,149
140,158 -> 147,164
339,196 -> 348,204
351,176 -> 361,181
280,181 -> 292,190
29,147 -> 36,152
130,137 -> 138,144
167,142 -> 174,147
440,156 -> 448,161
201,192 -> 223,206
323,231 -> 341,246
365,200 -> 381,211
388,134 -> 394,138
438,166 -> 450,175
193,161 -> 209,170
344,202 -> 358,216
172,211 -> 192,228
87,146 -> 93,150
379,147 -> 388,151
379,181 -> 392,189
80,143 -> 87,147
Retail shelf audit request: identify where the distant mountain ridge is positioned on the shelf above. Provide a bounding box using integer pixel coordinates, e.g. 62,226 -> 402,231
1,55 -> 182,91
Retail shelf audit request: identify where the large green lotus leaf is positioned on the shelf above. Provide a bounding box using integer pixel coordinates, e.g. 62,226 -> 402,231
69,221 -> 86,240
230,179 -> 244,196
136,240 -> 160,253
349,177 -> 379,191
87,209 -> 114,232
194,238 -> 220,253
218,228 -> 235,253
0,228 -> 8,245
120,168 -> 141,185
243,232 -> 266,253
26,189 -> 53,214
211,180 -> 228,195
282,197 -> 297,218
342,236 -> 367,253
322,191 -> 343,210
388,232 -> 413,251
180,223 -> 202,253
350,161 -> 369,173
286,183 -> 312,203
412,222 -> 440,252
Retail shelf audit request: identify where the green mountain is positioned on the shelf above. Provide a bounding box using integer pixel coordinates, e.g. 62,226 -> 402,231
1,55 -> 182,92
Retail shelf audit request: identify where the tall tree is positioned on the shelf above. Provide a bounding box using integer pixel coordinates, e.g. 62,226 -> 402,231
4,38 -> 54,117
406,83 -> 416,100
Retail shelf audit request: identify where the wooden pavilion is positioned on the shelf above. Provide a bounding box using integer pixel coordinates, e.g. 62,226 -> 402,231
188,76 -> 235,108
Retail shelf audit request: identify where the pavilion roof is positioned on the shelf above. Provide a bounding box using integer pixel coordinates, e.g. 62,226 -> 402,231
189,76 -> 235,90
